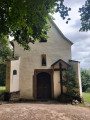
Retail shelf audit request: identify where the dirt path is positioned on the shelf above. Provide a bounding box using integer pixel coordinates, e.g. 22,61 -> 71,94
0,102 -> 90,120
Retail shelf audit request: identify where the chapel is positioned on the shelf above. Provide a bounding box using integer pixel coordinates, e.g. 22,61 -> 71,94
6,20 -> 82,101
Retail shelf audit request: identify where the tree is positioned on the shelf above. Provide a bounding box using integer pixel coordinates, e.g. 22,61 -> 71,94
0,0 -> 90,49
0,64 -> 6,86
0,35 -> 13,63
81,69 -> 90,93
0,0 -> 72,49
79,0 -> 90,31
0,35 -> 12,86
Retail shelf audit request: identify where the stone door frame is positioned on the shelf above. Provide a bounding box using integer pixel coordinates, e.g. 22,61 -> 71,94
33,69 -> 54,100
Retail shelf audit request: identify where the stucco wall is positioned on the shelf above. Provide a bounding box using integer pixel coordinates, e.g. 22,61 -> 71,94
11,21 -> 72,99
6,58 -> 20,93
10,58 -> 20,92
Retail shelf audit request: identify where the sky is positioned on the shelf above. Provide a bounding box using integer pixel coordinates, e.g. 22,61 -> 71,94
53,0 -> 90,69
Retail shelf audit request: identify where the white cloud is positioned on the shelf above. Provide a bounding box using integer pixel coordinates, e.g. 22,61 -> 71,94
64,0 -> 85,6
54,0 -> 90,69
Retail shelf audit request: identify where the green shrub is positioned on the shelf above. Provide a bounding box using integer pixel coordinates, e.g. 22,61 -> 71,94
81,69 -> 90,93
0,64 -> 6,86
63,67 -> 80,97
86,88 -> 90,93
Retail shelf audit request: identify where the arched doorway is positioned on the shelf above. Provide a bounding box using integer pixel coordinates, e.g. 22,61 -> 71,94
37,72 -> 51,99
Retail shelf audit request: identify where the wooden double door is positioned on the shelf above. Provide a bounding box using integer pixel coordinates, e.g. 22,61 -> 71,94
37,72 -> 51,100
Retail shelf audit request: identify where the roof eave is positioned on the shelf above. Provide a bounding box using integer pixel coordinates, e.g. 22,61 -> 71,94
51,59 -> 70,67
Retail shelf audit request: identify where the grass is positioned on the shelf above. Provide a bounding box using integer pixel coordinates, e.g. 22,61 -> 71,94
75,103 -> 90,108
83,92 -> 90,103
75,92 -> 90,108
0,86 -> 6,94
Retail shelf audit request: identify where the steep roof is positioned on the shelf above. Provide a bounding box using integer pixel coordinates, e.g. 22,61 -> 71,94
50,20 -> 73,45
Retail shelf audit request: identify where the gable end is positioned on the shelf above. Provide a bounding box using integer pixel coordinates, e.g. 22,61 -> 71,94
50,20 -> 73,45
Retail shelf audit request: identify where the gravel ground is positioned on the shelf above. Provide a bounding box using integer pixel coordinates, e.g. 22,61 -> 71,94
0,102 -> 90,120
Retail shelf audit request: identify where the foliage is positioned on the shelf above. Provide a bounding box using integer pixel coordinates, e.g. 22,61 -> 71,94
63,67 -> 79,97
79,0 -> 90,31
81,69 -> 90,93
0,35 -> 13,63
83,92 -> 90,103
0,0 -> 71,49
0,36 -> 12,87
0,64 -> 6,86
0,0 -> 89,49
56,0 -> 71,24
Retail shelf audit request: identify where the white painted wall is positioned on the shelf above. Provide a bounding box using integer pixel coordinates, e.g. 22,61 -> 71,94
10,58 -> 20,92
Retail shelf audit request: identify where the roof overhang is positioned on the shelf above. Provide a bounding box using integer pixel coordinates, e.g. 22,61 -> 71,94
69,60 -> 80,63
51,59 -> 70,67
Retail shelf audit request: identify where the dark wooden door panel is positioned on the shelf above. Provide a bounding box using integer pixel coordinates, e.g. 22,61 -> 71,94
37,72 -> 51,99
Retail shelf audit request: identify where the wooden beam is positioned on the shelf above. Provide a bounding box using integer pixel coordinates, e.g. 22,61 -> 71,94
59,63 -> 63,94
54,68 -> 67,71
54,69 -> 62,71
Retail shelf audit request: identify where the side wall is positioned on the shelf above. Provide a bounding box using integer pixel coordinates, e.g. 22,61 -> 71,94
6,58 -> 20,92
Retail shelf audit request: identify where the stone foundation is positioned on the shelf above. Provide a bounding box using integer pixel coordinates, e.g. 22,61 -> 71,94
57,94 -> 84,104
4,91 -> 20,101
0,93 -> 4,101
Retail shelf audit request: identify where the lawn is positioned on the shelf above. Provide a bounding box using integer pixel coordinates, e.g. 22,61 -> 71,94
83,92 -> 90,103
0,86 -> 6,94
75,92 -> 90,108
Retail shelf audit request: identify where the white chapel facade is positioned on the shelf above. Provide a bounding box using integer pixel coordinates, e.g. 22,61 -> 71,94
6,20 -> 82,100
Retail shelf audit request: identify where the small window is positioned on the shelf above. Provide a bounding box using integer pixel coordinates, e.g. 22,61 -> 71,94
13,70 -> 17,75
42,54 -> 46,66
40,38 -> 47,42
40,31 -> 47,42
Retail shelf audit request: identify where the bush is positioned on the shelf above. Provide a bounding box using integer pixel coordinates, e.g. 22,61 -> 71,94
0,64 -> 6,86
86,88 -> 90,93
63,67 -> 80,97
81,69 -> 90,93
